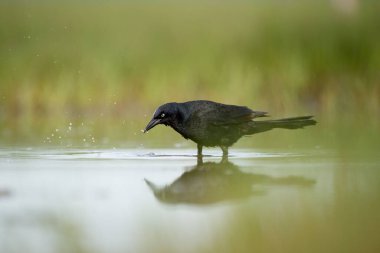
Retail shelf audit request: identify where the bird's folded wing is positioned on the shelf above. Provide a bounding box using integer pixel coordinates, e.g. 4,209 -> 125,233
195,105 -> 268,126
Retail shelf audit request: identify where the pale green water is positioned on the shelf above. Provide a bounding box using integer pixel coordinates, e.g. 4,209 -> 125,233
0,147 -> 379,253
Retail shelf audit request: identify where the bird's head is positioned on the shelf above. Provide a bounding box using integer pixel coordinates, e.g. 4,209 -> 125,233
143,102 -> 184,133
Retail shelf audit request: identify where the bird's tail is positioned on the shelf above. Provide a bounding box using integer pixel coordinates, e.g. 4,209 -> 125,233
248,116 -> 316,134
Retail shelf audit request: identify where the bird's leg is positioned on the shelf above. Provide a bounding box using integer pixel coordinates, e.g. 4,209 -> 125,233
197,144 -> 203,157
221,146 -> 228,158
197,144 -> 203,164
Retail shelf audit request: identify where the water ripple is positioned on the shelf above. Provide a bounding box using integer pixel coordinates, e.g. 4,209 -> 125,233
0,148 -> 299,161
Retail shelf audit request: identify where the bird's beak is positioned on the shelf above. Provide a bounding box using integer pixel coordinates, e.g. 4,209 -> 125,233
143,118 -> 161,133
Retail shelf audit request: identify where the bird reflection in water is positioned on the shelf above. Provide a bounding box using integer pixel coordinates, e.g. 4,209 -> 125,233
145,158 -> 315,205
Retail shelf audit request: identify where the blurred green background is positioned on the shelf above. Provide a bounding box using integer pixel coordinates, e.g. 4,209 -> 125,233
0,0 -> 379,146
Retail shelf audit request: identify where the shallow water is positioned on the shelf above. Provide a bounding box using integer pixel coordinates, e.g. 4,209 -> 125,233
0,147 -> 379,253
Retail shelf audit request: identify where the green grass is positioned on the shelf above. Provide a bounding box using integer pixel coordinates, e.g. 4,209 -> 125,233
0,1 -> 379,143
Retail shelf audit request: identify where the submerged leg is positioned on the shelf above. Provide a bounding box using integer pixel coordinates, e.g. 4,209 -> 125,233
197,144 -> 203,156
197,155 -> 203,164
197,144 -> 203,164
221,155 -> 229,163
221,146 -> 228,157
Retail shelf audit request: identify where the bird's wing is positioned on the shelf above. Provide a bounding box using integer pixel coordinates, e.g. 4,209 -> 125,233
194,104 -> 268,126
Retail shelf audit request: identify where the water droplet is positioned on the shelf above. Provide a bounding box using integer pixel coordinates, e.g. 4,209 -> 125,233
174,143 -> 182,148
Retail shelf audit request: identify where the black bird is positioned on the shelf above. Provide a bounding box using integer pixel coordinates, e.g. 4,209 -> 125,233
143,100 -> 316,157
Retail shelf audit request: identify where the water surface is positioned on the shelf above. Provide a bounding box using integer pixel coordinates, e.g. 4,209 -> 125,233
0,147 -> 379,253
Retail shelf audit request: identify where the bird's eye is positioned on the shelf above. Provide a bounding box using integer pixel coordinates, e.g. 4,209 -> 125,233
160,113 -> 165,118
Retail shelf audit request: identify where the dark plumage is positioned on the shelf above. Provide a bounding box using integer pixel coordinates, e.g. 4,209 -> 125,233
143,100 -> 316,157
